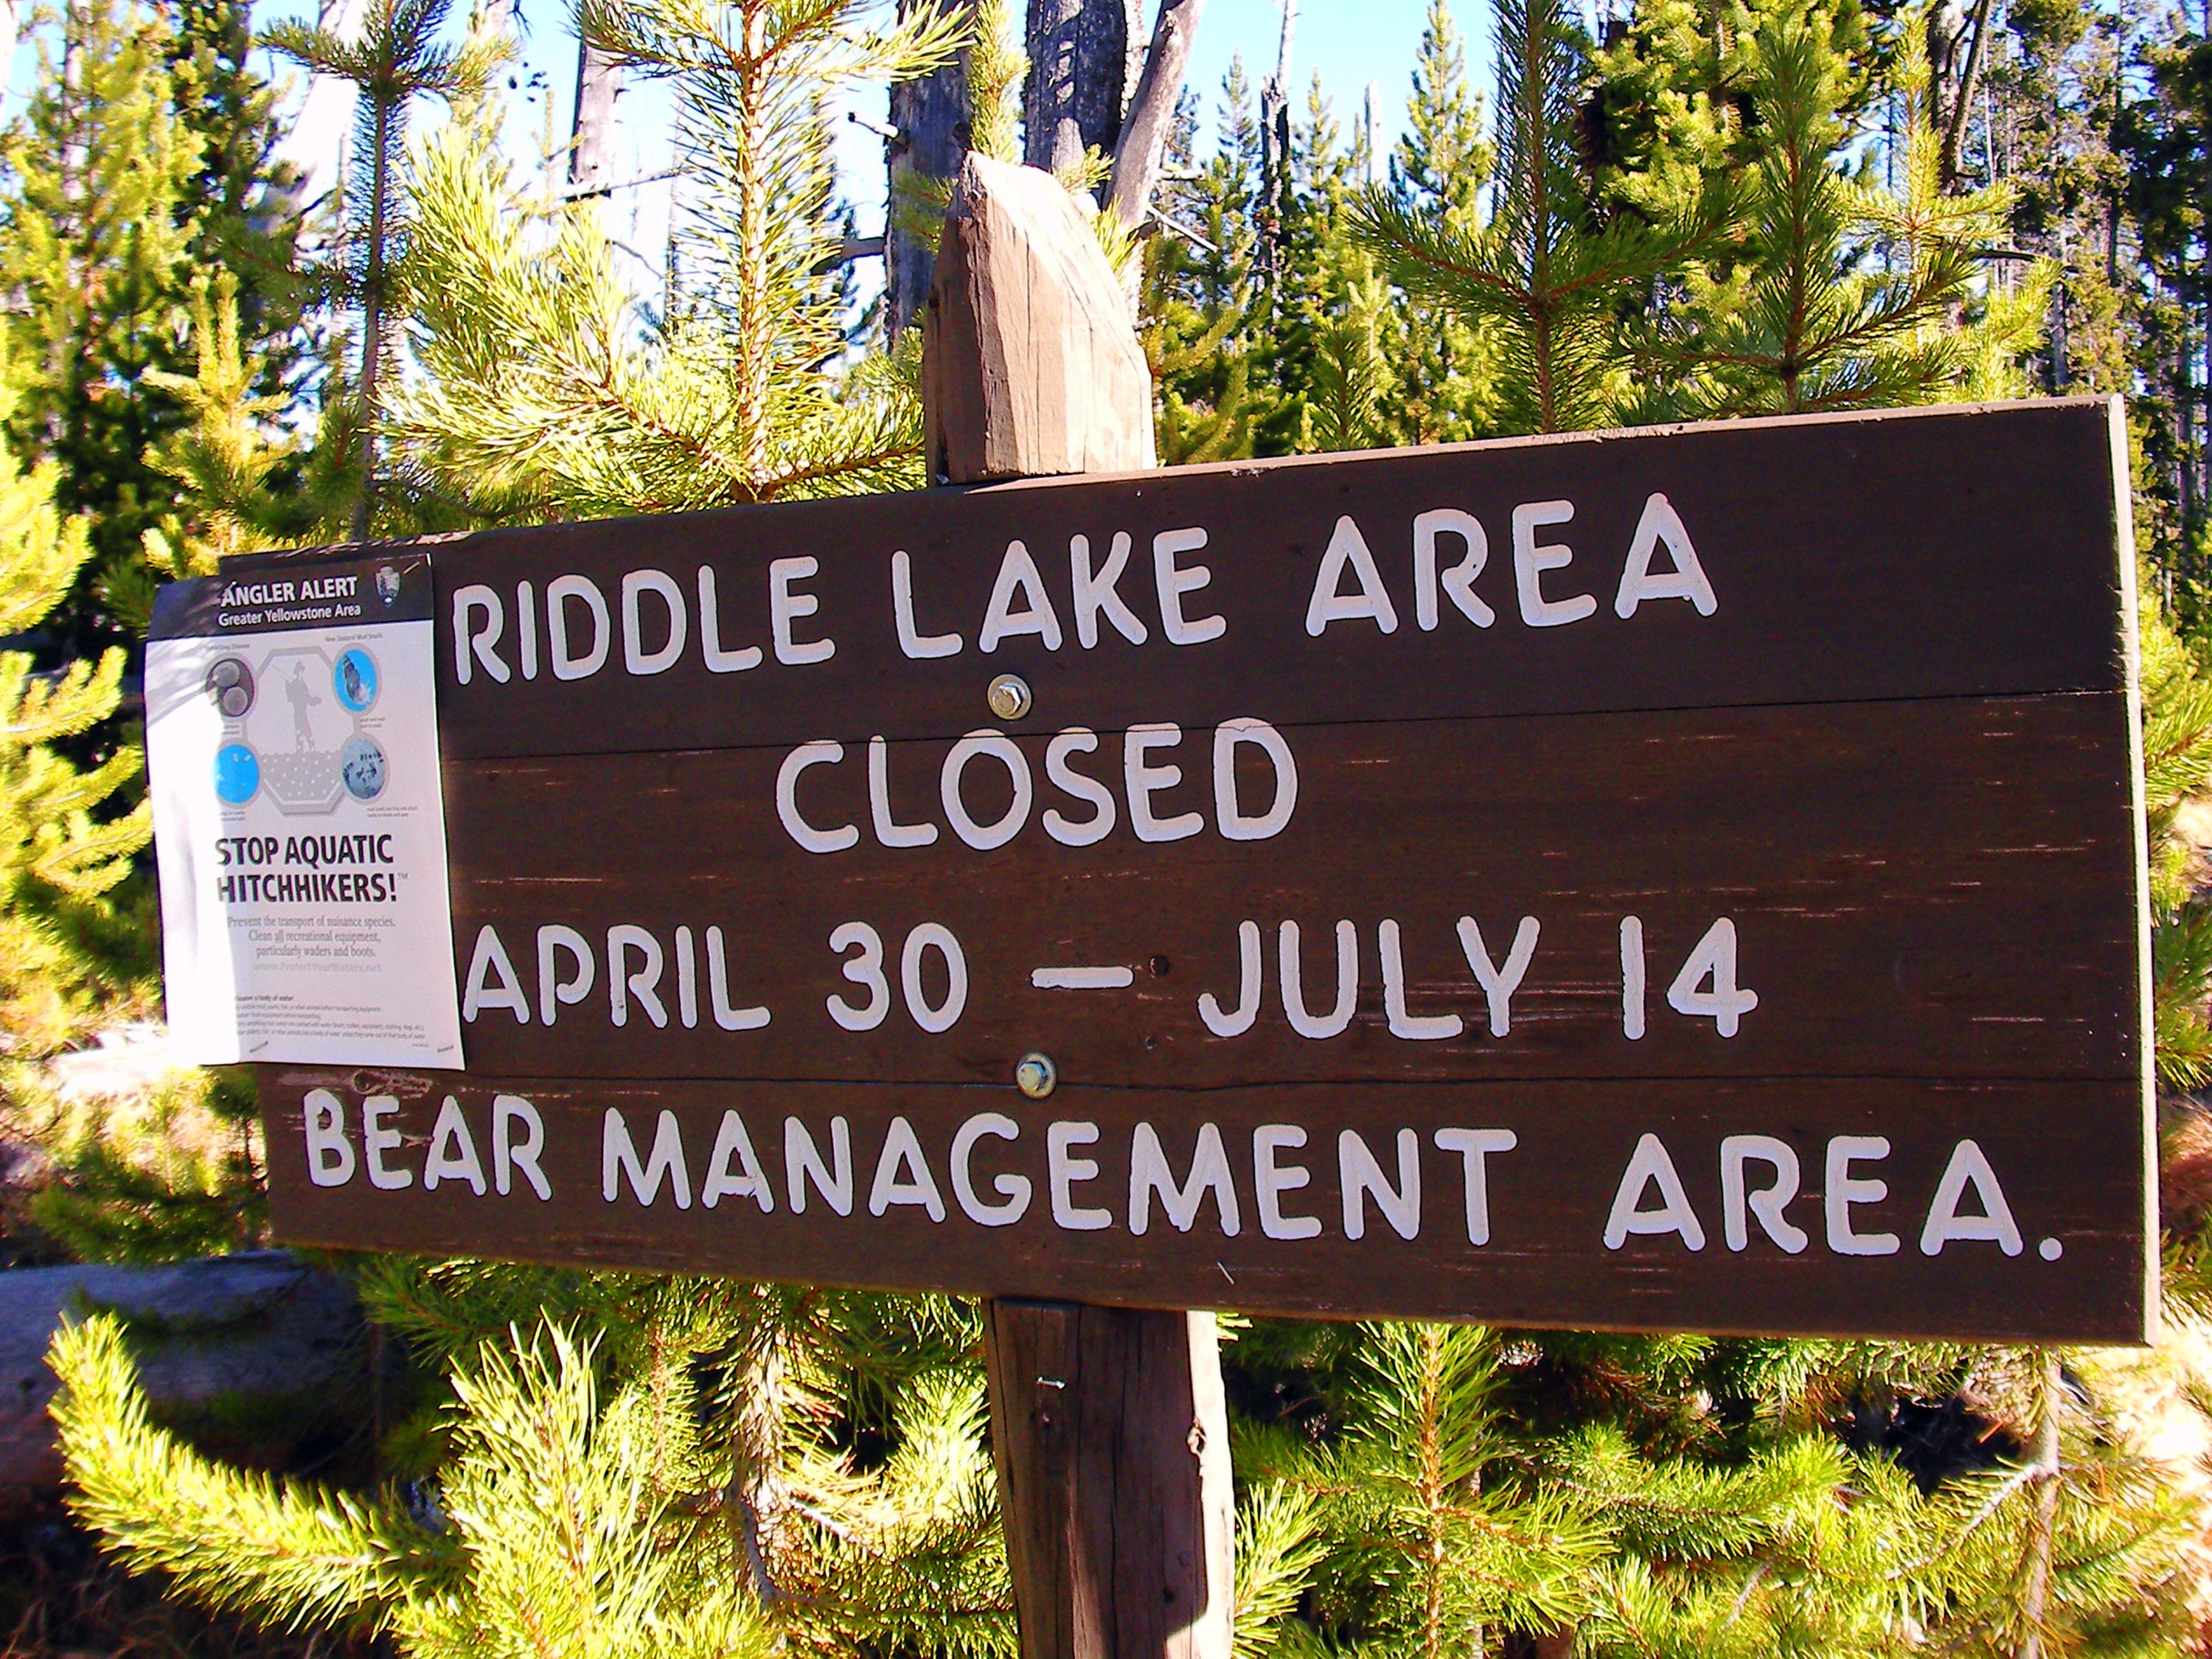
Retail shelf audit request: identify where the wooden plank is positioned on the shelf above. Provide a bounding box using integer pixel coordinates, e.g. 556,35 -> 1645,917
430,693 -> 2139,1085
922,153 -> 1156,482
986,1301 -> 1232,1659
254,1070 -> 2150,1342
237,400 -> 2132,761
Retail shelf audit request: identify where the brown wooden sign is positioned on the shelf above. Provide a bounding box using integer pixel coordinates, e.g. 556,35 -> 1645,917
229,398 -> 2152,1342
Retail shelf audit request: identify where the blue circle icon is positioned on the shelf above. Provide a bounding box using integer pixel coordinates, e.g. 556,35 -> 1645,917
333,648 -> 379,713
341,736 -> 387,801
213,744 -> 260,804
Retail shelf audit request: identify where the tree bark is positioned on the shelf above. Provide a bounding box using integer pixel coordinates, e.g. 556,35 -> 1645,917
1,1253 -> 364,1514
886,3 -> 973,341
1024,0 -> 1144,180
985,1301 -> 1232,1659
922,153 -> 1154,480
1104,0 -> 1206,231
568,36 -> 621,195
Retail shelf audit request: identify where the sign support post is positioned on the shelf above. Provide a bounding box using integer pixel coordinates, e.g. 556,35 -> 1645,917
922,153 -> 1235,1659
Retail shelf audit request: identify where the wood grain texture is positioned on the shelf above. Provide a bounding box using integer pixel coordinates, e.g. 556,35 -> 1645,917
224,398 -> 2152,1343
256,1071 -> 2151,1341
922,156 -> 1156,482
986,1301 -> 1232,1659
235,400 -> 2132,762
437,694 -> 2140,1086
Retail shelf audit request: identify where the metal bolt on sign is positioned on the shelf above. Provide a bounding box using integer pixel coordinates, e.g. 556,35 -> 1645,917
1014,1052 -> 1057,1099
987,674 -> 1033,720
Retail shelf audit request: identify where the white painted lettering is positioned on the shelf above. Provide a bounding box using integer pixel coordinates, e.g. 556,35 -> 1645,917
950,1113 -> 1032,1226
768,556 -> 835,665
608,924 -> 667,1029
1380,919 -> 1462,1040
422,1096 -> 487,1194
1413,509 -> 1493,630
785,1116 -> 853,1215
1130,1123 -> 1240,1235
706,926 -> 770,1031
1043,728 -> 1117,846
1048,1121 -> 1113,1230
1198,920 -> 1262,1038
363,1096 -> 413,1191
942,731 -> 1032,850
1512,500 -> 1595,627
1214,718 -> 1298,841
1280,919 -> 1357,1040
547,574 -> 611,679
702,1110 -> 774,1211
777,741 -> 858,854
869,735 -> 939,848
1126,723 -> 1203,842
1306,515 -> 1400,635
1153,527 -> 1225,645
303,1089 -> 355,1186
603,1108 -> 691,1208
1254,1124 -> 1322,1239
1071,532 -> 1148,647
1603,1133 -> 1704,1250
891,550 -> 963,658
869,1116 -> 948,1220
1340,1127 -> 1420,1240
1720,1135 -> 1806,1253
462,925 -> 529,1024
453,585 -> 509,685
1433,1128 -> 1516,1244
1457,916 -> 1540,1037
980,540 -> 1064,650
1826,1135 -> 1899,1256
1920,1140 -> 2024,1256
536,925 -> 595,1026
620,568 -> 687,675
493,1095 -> 551,1200
1614,493 -> 1717,619
696,566 -> 762,672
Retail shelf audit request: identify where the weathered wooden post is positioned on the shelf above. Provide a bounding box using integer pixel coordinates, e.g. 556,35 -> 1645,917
922,151 -> 1235,1659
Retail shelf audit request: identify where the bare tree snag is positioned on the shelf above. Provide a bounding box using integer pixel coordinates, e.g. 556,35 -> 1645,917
1,1253 -> 363,1513
922,153 -> 1155,481
567,36 -> 621,195
1105,0 -> 1206,230
1024,0 -> 1144,178
886,1 -> 974,338
985,1301 -> 1233,1659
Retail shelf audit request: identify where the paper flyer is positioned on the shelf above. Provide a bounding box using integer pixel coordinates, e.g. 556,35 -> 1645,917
145,554 -> 463,1068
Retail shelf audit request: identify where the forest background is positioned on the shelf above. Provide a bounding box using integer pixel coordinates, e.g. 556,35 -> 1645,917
3,0 -> 2212,1652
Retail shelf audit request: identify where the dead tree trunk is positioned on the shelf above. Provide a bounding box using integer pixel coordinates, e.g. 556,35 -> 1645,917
886,1 -> 974,340
568,36 -> 621,196
1024,0 -> 1144,181
921,154 -> 1231,1659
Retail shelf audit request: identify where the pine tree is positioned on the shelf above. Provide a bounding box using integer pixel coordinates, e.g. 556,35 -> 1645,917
386,0 -> 963,518
263,0 -> 509,537
0,347 -> 150,1062
167,0 -> 310,396
1630,6 -> 2041,419
1351,0 -> 1722,434
1382,0 -> 1498,444
0,0 -> 201,653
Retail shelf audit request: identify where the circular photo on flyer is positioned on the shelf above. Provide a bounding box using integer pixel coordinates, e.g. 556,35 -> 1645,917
333,647 -> 379,713
204,657 -> 254,719
213,743 -> 260,804
340,736 -> 387,801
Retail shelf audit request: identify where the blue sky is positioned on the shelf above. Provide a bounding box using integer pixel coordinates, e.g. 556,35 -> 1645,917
1,0 -> 1489,295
